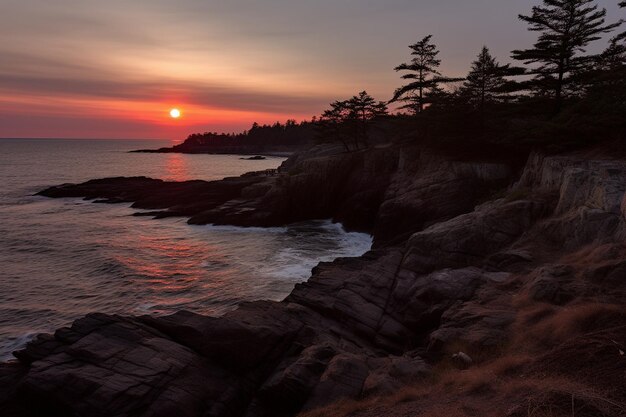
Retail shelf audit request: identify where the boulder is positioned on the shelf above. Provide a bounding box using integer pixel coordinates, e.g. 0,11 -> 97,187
451,352 -> 473,370
401,198 -> 552,275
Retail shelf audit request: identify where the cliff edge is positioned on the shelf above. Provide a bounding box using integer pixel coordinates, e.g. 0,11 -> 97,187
2,143 -> 625,417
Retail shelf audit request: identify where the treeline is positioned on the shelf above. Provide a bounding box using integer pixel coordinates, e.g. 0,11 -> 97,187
182,119 -> 316,149
318,0 -> 626,151
186,0 -> 624,152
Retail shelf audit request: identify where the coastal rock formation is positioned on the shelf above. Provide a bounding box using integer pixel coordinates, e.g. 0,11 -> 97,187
4,144 -> 625,416
38,143 -> 514,244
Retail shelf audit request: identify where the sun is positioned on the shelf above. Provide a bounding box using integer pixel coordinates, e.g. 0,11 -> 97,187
169,108 -> 181,119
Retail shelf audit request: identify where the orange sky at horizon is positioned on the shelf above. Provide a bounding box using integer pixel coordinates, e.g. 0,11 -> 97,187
0,91 -> 315,139
1,0 -> 622,140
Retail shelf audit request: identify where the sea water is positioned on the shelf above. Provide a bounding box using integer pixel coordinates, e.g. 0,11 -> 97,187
0,139 -> 372,360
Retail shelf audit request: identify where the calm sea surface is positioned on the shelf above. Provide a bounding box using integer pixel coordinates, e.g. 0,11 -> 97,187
0,139 -> 372,360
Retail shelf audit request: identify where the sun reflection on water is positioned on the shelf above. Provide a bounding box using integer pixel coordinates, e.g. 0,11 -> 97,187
164,153 -> 191,181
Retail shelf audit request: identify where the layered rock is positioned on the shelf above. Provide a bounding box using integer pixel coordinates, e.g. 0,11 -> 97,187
38,143 -> 515,244
4,145 -> 626,416
517,152 -> 626,245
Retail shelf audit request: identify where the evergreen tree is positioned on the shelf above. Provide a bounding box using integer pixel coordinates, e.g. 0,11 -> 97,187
461,46 -> 509,110
319,100 -> 353,152
345,91 -> 388,148
588,33 -> 626,107
599,37 -> 626,69
346,92 -> 388,128
391,35 -> 462,113
319,91 -> 388,151
512,0 -> 620,113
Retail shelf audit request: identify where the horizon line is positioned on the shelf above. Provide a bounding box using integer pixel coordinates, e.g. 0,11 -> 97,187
0,137 -> 181,141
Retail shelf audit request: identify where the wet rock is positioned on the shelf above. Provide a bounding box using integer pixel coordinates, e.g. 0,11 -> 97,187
287,249 -> 412,349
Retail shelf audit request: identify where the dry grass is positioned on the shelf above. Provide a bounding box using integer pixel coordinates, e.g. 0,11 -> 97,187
557,243 -> 626,266
297,398 -> 372,417
505,377 -> 626,417
298,371 -> 625,417
440,354 -> 531,389
512,302 -> 625,350
299,303 -> 625,416
299,243 -> 626,417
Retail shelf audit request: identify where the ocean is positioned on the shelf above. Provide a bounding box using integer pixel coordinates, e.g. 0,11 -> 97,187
0,139 -> 372,360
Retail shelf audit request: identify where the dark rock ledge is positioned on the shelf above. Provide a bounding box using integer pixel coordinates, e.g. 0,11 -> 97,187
2,144 -> 625,416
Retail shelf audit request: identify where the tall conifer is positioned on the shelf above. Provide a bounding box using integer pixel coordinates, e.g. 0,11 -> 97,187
512,0 -> 620,112
392,35 -> 462,113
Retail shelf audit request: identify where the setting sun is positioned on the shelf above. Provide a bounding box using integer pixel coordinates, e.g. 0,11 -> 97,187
169,108 -> 181,119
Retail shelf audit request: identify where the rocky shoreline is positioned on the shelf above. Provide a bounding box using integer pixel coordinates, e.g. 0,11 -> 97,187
2,143 -> 625,416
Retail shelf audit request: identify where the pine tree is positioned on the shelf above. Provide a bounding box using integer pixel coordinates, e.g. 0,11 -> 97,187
461,46 -> 509,110
345,91 -> 388,148
319,100 -> 352,151
347,91 -> 388,126
318,92 -> 388,151
599,38 -> 626,69
596,2 -> 625,69
391,35 -> 462,113
590,29 -> 626,103
512,0 -> 620,113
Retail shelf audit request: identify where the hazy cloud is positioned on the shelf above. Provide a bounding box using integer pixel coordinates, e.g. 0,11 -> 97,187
0,0 -> 622,138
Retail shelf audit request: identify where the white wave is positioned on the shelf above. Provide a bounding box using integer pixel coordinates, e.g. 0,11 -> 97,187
0,332 -> 40,362
258,222 -> 373,281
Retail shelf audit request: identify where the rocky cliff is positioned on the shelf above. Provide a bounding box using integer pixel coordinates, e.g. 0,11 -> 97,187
2,144 -> 625,417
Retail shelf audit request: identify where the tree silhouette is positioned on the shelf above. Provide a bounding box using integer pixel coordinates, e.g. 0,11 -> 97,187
512,0 -> 620,113
184,119 -> 316,150
595,2 -> 625,71
391,35 -> 462,113
461,46 -> 510,111
587,25 -> 626,110
346,91 -> 388,148
319,91 -> 388,151
319,100 -> 353,151
599,37 -> 626,70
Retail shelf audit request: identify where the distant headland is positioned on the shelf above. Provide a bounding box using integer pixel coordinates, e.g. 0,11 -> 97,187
132,120 -> 316,156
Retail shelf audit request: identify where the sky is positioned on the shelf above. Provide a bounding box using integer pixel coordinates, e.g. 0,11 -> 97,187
0,0 -> 623,140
